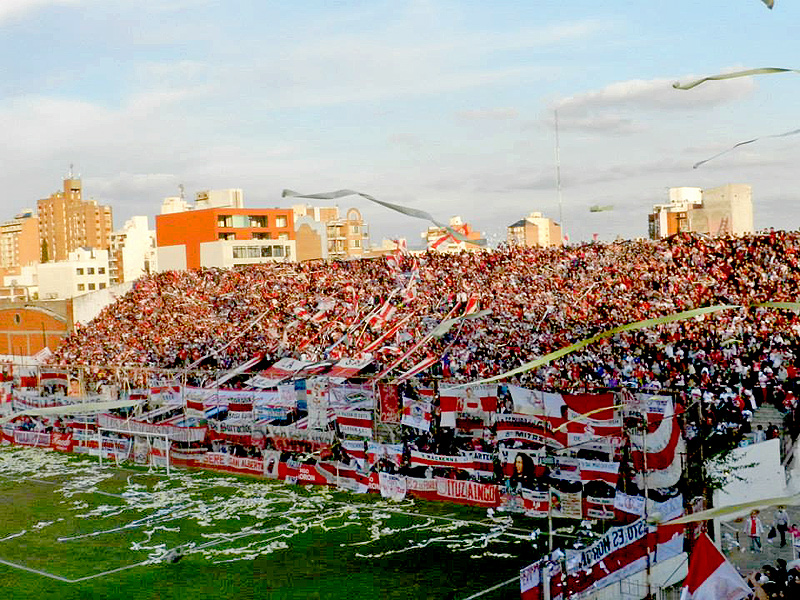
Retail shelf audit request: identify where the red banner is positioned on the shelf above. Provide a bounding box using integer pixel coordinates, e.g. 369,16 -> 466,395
50,432 -> 73,453
377,383 -> 401,423
435,478 -> 499,506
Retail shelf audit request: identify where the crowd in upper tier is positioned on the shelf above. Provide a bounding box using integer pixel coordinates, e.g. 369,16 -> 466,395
50,231 -> 800,407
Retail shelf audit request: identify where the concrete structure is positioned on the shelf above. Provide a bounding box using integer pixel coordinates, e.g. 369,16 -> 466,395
507,211 -> 562,248
294,216 -> 329,262
648,184 -> 754,239
72,281 -> 134,326
155,207 -> 296,271
37,176 -> 113,262
195,189 -> 244,210
422,216 -> 483,253
0,210 -> 39,273
292,205 -> 370,260
109,216 -> 157,284
0,265 -> 37,302
161,195 -> 190,215
37,248 -> 110,300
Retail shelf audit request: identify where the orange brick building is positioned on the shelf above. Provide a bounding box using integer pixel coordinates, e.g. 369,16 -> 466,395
155,207 -> 296,270
0,303 -> 71,356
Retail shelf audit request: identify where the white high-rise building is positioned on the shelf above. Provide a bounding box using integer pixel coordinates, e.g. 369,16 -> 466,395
109,216 -> 157,284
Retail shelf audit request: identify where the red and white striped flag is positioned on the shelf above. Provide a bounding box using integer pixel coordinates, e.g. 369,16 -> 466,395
393,354 -> 438,383
336,410 -> 373,438
463,293 -> 480,316
680,532 -> 750,600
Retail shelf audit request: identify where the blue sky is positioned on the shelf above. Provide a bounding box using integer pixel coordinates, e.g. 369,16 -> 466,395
2,0 -> 799,245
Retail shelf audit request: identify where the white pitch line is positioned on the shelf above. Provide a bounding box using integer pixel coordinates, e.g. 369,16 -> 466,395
460,575 -> 521,600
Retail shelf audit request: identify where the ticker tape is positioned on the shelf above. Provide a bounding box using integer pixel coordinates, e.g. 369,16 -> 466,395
673,67 -> 799,90
693,127 -> 800,169
282,189 -> 487,247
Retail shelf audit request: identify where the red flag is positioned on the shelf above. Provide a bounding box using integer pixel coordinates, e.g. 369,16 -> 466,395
680,532 -> 749,600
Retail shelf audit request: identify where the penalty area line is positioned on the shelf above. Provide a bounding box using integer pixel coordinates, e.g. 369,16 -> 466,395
460,574 -> 520,599
0,554 -> 150,583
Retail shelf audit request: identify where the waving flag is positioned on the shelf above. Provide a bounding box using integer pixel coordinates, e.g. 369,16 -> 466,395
680,532 -> 750,600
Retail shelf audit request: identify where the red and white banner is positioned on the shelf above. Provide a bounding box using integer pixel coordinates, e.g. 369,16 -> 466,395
377,383 -> 401,423
435,478 -> 499,506
520,561 -> 542,600
379,472 -> 407,501
203,452 -> 264,476
99,414 -> 206,443
50,432 -> 73,453
392,355 -> 438,383
402,398 -> 432,431
248,358 -> 322,388
410,451 -> 473,470
336,410 -> 373,438
326,357 -> 373,381
579,459 -> 620,486
14,430 -> 50,447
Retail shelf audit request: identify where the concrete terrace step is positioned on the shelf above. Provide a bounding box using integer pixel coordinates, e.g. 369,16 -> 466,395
751,404 -> 785,430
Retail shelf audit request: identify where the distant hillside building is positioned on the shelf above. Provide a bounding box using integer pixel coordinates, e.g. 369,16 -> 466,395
37,176 -> 113,262
422,216 -> 483,253
648,184 -> 754,239
507,212 -> 562,248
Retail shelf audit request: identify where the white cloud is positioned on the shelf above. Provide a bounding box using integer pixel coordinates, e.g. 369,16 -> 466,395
554,74 -> 755,115
456,108 -> 519,121
0,0 -> 77,24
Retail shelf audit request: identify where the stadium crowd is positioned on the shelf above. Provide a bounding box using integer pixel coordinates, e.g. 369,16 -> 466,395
50,231 -> 800,407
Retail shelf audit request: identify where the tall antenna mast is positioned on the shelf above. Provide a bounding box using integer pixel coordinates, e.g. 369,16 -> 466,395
555,110 -> 564,234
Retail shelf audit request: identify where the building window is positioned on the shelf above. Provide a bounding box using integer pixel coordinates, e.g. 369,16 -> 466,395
88,283 -> 96,290
278,233 -> 289,241
285,246 -> 292,259
77,284 -> 85,291
99,283 -> 106,289
233,247 -> 246,259
275,216 -> 287,228
76,268 -> 84,275
217,215 -> 233,228
250,216 -> 268,228
351,239 -> 361,249
273,246 -> 284,257
232,215 -> 250,228
247,247 -> 260,258
351,225 -> 360,235
87,267 -> 95,275
260,246 -> 272,257
218,233 -> 235,240
252,232 -> 271,240
98,267 -> 105,274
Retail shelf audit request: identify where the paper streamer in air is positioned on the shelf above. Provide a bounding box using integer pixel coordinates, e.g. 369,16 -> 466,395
692,127 -> 800,169
673,67 -> 799,91
448,304 -> 740,388
0,399 -> 145,425
589,205 -> 614,213
665,493 -> 800,526
282,189 -> 487,247
762,0 -> 774,9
